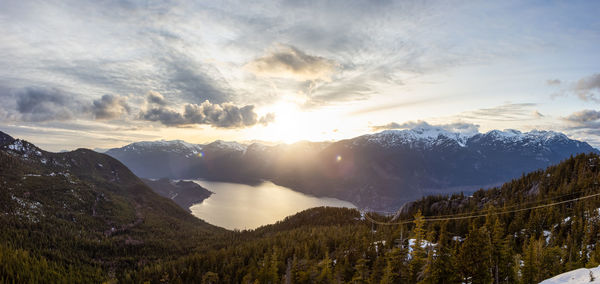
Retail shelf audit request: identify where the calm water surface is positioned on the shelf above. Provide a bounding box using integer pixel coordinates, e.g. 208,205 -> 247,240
189,180 -> 355,230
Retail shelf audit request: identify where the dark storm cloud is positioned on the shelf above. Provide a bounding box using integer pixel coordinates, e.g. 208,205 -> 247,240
371,120 -> 480,134
15,87 -> 81,122
90,94 -> 130,120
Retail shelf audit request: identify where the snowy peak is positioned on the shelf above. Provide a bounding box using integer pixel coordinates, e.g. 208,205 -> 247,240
206,140 -> 247,152
114,139 -> 248,154
364,126 -> 589,150
117,139 -> 203,154
366,126 -> 477,148
481,129 -> 569,144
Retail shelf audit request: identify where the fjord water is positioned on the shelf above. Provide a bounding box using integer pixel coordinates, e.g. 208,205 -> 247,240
189,180 -> 356,230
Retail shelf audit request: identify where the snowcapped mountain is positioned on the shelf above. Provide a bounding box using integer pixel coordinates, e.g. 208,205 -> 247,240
361,127 -> 579,149
362,125 -> 477,148
106,127 -> 598,210
118,140 -> 204,156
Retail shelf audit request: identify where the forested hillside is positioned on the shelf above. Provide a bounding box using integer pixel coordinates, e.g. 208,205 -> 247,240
0,132 -> 224,282
131,153 -> 600,283
3,128 -> 600,283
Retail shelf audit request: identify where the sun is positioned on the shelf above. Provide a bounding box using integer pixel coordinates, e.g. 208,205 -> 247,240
266,102 -> 314,144
253,100 -> 356,144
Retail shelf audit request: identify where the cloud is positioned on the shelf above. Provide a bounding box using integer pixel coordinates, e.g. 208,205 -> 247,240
160,50 -> 233,104
371,120 -> 480,134
350,95 -> 454,115
246,45 -> 338,81
561,110 -> 600,147
139,107 -> 186,126
258,112 -> 276,125
15,87 -> 80,122
91,94 -> 130,120
147,91 -> 167,105
371,122 -> 404,131
562,109 -> 600,128
139,99 -> 275,128
458,103 -> 540,122
546,79 -> 561,85
183,101 -> 260,128
574,73 -> 600,102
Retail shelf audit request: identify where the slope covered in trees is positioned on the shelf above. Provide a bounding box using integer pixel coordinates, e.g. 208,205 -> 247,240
3,128 -> 600,283
131,153 -> 600,283
0,131 -> 224,282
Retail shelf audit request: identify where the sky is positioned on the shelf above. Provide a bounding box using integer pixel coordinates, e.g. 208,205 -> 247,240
0,0 -> 599,151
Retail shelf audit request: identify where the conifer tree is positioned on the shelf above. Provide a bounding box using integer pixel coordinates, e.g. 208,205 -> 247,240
423,222 -> 459,284
351,257 -> 369,283
317,251 -> 333,283
458,224 -> 492,284
410,210 -> 427,283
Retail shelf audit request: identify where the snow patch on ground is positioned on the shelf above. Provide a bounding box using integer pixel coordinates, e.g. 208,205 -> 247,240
540,265 -> 600,284
543,230 -> 552,243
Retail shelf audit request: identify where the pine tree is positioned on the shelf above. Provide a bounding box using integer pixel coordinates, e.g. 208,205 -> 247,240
490,218 -> 513,283
317,251 -> 333,283
458,224 -> 492,284
422,222 -> 459,284
380,258 -> 399,284
351,257 -> 369,283
521,236 -> 544,284
409,210 -> 427,283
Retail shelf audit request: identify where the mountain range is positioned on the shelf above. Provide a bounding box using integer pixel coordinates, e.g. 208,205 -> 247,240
106,126 -> 598,210
3,128 -> 600,282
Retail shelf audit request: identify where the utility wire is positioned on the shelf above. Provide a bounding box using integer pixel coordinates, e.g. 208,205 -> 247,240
398,188 -> 595,220
365,191 -> 600,226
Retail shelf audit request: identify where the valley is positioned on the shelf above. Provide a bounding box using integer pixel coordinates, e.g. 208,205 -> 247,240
3,129 -> 600,283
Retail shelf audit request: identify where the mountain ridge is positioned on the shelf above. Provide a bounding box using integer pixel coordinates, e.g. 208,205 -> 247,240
106,127 -> 599,211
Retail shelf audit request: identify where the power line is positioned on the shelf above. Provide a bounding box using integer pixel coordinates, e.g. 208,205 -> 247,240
398,188 -> 595,220
365,191 -> 600,226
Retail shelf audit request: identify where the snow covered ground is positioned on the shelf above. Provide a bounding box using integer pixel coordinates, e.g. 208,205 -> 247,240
540,266 -> 600,284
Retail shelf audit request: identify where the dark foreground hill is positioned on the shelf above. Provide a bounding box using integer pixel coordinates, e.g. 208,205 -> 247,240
0,131 -> 224,282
